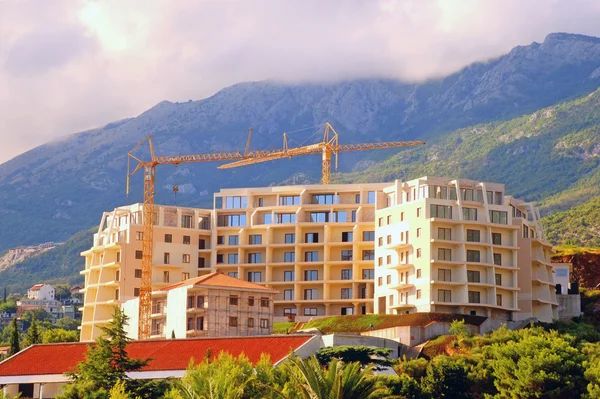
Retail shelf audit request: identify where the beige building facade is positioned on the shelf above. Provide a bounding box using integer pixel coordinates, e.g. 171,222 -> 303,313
80,177 -> 558,341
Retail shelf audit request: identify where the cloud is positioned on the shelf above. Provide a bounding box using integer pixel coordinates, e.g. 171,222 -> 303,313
1,0 -> 600,163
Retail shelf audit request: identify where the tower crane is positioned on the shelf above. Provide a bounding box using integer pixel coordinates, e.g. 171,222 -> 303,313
126,130 -> 280,340
218,122 -> 426,184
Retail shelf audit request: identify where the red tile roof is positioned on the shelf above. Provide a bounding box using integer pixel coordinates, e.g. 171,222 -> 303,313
28,284 -> 44,291
162,272 -> 277,293
0,335 -> 312,377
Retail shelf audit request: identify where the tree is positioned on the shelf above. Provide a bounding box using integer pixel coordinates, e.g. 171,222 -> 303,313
2,286 -> 6,303
55,317 -> 81,331
0,301 -> 17,314
43,328 -> 79,343
59,307 -> 153,399
109,380 -> 131,399
582,343 -> 600,398
315,346 -> 394,370
26,317 -> 42,346
449,319 -> 470,339
421,356 -> 469,399
54,284 -> 73,301
373,374 -> 424,399
8,318 -> 20,356
488,329 -> 586,398
21,308 -> 52,326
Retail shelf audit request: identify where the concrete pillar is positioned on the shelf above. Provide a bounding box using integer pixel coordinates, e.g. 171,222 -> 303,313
39,383 -> 44,399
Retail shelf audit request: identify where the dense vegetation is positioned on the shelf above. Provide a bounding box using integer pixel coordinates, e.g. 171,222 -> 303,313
544,196 -> 600,247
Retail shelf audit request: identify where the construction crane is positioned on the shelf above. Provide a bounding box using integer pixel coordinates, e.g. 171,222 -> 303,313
126,130 -> 280,340
218,122 -> 426,184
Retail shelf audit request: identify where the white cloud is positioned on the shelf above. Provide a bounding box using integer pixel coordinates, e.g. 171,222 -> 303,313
1,0 -> 600,163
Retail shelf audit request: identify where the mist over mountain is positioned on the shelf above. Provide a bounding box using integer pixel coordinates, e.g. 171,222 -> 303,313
0,32 -> 599,253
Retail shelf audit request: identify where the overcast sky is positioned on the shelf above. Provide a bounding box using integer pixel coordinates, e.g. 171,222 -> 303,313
1,0 -> 600,164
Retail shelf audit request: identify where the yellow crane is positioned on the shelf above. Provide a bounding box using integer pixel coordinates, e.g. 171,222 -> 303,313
126,130 -> 282,340
218,122 -> 426,184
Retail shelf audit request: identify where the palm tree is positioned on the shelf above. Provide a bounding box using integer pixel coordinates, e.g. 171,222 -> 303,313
280,355 -> 383,399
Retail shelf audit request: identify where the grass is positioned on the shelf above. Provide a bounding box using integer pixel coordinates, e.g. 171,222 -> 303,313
553,245 -> 600,256
273,321 -> 295,334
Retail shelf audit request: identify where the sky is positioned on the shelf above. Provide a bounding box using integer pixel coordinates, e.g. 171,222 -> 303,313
1,0 -> 600,164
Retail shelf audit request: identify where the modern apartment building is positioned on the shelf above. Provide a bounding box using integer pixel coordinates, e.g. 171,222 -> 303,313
374,177 -> 557,323
121,272 -> 277,340
80,177 -> 559,341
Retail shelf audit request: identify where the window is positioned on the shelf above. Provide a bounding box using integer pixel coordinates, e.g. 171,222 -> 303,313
400,212 -> 404,222
417,228 -> 421,238
249,234 -> 262,245
387,235 -> 392,245
468,291 -> 481,303
225,196 -> 247,209
311,194 -> 337,205
304,289 -> 318,300
228,235 -> 239,245
342,249 -> 353,261
263,213 -> 272,224
378,277 -> 383,286
248,297 -> 255,306
495,273 -> 502,286
463,207 -> 477,221
431,204 -> 452,219
284,271 -> 295,281
416,269 -> 422,278
182,272 -> 190,280
228,254 -> 238,264
162,252 -> 170,264
248,272 -> 262,282
342,232 -> 353,242
378,257 -> 383,267
197,296 -> 205,308
438,228 -> 452,240
305,251 -> 319,262
363,231 -> 375,241
496,294 -> 502,306
187,296 -> 194,309
216,254 -> 224,264
280,195 -> 300,206
217,214 -> 247,227
284,308 -> 297,316
284,290 -> 294,300
135,269 -> 142,278
196,317 -> 204,331
310,212 -> 330,223
386,275 -> 391,284
228,272 -> 238,278
116,251 -> 121,263
378,237 -> 384,247
367,191 -> 376,204
305,233 -> 319,243
492,233 -> 502,245
389,295 -> 394,306
351,210 -> 357,223
284,252 -> 295,262
135,250 -> 143,259
362,250 -> 375,260
467,270 -> 481,283
362,269 -> 374,279
257,198 -> 264,207
163,271 -> 170,283
386,255 -> 392,265
183,235 -> 190,245
181,215 -> 193,228
229,296 -> 239,306
341,269 -> 352,280
466,229 -> 480,242
416,248 -> 422,258
461,188 -> 475,201
438,269 -> 451,282
341,288 -> 352,299
182,254 -> 191,263
187,317 -> 194,331
467,250 -> 481,263
285,233 -> 295,244
247,318 -> 255,328
164,234 -> 172,243
438,289 -> 451,302
355,193 -> 361,204
304,270 -> 318,281
198,257 -> 206,268
304,308 -> 317,316
493,253 -> 502,266
229,317 -> 238,327
386,215 -> 392,225
417,207 -> 422,217
489,210 -> 508,225
217,236 -> 225,245
333,211 -> 347,222
136,231 -> 143,241
248,253 -> 262,263
276,213 -> 296,224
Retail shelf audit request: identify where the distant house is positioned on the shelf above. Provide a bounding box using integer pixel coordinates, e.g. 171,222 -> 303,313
0,346 -> 9,356
27,284 -> 55,301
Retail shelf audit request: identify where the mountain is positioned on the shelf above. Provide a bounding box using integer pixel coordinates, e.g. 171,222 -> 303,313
1,32 -> 600,253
